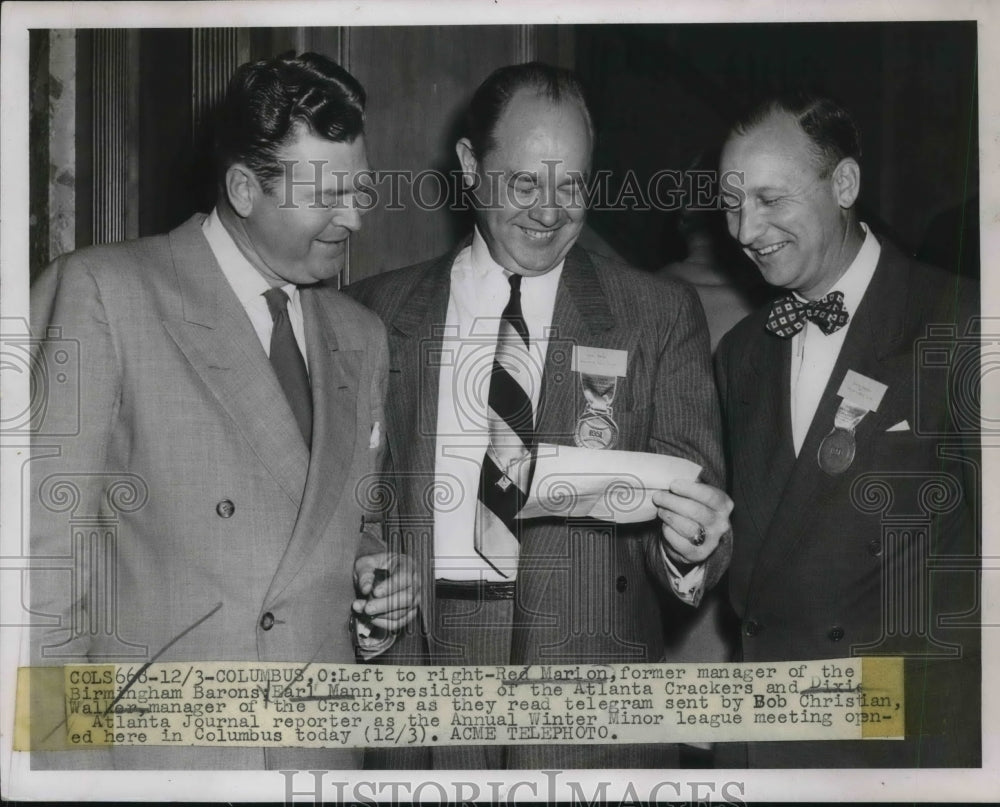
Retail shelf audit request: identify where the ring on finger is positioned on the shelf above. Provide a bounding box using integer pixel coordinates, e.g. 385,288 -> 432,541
690,524 -> 707,547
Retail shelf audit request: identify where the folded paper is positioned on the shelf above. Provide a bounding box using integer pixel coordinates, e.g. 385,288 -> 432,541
517,443 -> 702,523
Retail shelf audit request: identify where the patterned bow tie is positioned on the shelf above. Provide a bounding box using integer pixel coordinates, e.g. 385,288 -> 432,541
765,290 -> 849,338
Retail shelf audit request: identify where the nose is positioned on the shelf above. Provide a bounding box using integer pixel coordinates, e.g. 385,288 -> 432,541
335,203 -> 363,234
733,201 -> 764,247
528,189 -> 562,228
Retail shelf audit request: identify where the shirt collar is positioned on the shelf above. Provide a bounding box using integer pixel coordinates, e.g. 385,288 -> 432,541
202,208 -> 298,307
794,222 -> 880,317
467,225 -> 566,291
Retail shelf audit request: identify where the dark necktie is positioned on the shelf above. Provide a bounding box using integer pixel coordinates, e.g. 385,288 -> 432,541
474,274 -> 536,578
263,287 -> 312,447
765,290 -> 850,338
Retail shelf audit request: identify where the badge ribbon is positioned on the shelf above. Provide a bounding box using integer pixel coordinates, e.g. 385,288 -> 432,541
574,372 -> 620,449
817,370 -> 887,475
817,400 -> 868,475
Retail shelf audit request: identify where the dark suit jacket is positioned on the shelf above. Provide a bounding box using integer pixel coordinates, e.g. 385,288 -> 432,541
29,214 -> 390,770
348,239 -> 727,768
715,239 -> 980,767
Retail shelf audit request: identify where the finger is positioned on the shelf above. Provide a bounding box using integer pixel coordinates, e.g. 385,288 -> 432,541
371,574 -> 418,599
656,494 -> 712,529
353,554 -> 385,593
661,522 -> 717,562
369,608 -> 418,632
658,508 -> 700,540
366,601 -> 418,620
668,479 -> 729,509
364,591 -> 417,617
372,570 -> 418,599
660,525 -> 704,563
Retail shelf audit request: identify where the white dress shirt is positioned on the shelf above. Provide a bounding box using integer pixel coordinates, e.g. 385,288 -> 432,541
202,208 -> 309,372
789,223 -> 880,454
433,228 -> 562,581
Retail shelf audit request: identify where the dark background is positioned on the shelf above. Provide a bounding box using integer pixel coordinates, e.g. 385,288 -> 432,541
29,22 -> 979,280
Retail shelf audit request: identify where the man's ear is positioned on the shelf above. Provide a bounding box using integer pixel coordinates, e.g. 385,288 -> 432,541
831,157 -> 861,209
455,138 -> 480,188
225,163 -> 258,218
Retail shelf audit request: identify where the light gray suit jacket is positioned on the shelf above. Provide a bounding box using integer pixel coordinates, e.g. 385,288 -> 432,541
29,214 -> 389,770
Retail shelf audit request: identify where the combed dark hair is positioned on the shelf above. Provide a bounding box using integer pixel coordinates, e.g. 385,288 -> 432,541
731,90 -> 861,177
213,51 -> 366,192
463,61 -> 594,160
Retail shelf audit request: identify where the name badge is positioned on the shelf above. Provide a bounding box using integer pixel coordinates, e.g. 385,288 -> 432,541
572,347 -> 627,450
818,371 -> 887,475
837,370 -> 887,413
572,346 -> 628,377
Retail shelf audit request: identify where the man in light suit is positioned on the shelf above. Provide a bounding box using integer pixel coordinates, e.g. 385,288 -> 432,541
28,52 -> 416,770
348,62 -> 733,770
716,92 -> 980,767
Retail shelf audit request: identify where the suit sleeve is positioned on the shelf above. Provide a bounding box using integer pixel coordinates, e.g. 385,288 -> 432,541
714,329 -> 735,491
28,255 -> 121,766
643,283 -> 731,600
29,256 -> 123,666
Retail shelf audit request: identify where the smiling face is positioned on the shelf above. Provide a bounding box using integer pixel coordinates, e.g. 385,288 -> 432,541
719,111 -> 860,299
457,90 -> 592,277
228,126 -> 370,286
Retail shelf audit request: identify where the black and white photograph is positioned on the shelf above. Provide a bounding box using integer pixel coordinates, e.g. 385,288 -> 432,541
1,0 -> 995,802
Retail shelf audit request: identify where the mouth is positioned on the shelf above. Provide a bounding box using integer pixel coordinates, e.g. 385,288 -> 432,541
518,225 -> 558,242
749,241 -> 788,258
315,236 -> 347,248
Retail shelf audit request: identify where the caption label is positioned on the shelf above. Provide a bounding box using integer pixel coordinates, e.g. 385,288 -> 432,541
15,658 -> 903,750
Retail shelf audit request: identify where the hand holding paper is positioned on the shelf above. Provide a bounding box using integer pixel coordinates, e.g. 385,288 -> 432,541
653,479 -> 733,565
516,443 -> 703,523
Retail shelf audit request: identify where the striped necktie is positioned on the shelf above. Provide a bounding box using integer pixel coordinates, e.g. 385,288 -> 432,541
474,273 -> 536,578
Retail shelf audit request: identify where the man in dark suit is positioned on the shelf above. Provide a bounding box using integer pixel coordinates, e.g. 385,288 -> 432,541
348,62 -> 733,770
716,92 -> 980,767
29,52 -> 416,770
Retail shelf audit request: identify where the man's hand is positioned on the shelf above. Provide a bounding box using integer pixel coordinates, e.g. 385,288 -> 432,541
652,479 -> 733,566
352,552 -> 420,631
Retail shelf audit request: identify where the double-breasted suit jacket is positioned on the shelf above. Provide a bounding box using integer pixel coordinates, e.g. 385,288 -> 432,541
348,239 -> 728,768
716,240 -> 980,767
29,213 -> 390,770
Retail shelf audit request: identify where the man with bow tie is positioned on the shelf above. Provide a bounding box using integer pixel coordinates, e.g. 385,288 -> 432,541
715,92 -> 980,768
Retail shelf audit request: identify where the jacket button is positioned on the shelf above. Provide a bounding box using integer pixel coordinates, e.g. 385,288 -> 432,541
260,612 -> 275,631
615,576 -> 628,593
744,619 -> 761,637
828,626 -> 845,642
868,539 -> 883,557
216,499 -> 235,518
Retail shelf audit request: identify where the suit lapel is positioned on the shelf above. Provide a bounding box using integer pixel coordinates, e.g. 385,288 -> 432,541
534,246 -> 615,443
520,248 -> 616,616
266,290 -> 361,601
746,245 -> 911,603
384,248 -> 456,638
161,215 -> 309,506
387,249 -> 457,497
734,318 -> 797,548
